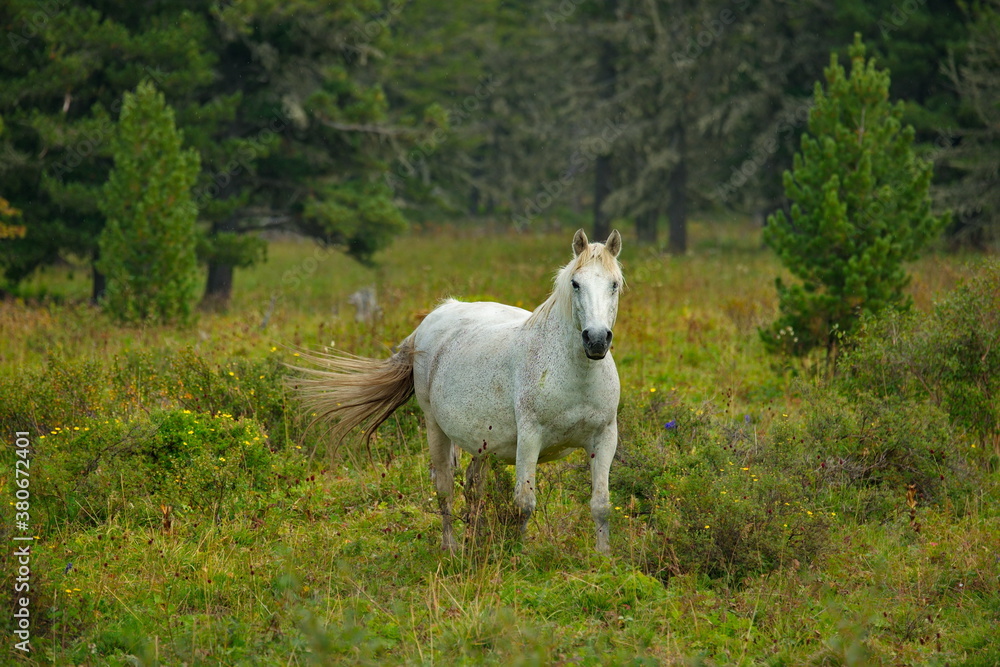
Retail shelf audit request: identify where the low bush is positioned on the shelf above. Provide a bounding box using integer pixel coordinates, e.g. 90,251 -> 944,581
768,389 -> 977,521
614,401 -> 831,586
840,261 -> 1000,458
32,408 -> 291,528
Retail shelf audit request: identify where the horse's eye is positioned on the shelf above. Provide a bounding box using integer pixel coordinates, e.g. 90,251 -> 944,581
571,280 -> 580,290
611,282 -> 619,292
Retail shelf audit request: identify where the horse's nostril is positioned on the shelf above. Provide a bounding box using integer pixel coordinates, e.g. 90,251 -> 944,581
582,328 -> 612,350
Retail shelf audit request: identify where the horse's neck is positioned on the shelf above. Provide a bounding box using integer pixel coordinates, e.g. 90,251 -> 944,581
532,304 -> 593,371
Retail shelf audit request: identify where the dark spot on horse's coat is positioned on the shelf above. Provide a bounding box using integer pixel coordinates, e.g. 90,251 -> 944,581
488,425 -> 492,430
590,453 -> 595,458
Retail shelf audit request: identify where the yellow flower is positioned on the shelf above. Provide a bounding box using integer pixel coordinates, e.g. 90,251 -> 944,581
219,457 -> 226,462
649,387 -> 656,393
704,525 -> 710,529
270,346 -> 278,352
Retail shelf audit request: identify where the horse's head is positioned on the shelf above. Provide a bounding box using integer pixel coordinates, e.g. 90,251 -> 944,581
569,228 -> 623,360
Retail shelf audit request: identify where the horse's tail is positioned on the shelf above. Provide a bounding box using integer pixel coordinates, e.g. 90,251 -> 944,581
289,335 -> 415,446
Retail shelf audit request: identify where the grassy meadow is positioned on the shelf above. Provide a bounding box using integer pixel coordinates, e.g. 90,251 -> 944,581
1,219 -> 998,665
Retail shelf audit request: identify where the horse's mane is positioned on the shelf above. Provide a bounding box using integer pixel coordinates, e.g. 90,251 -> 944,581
525,241 -> 624,327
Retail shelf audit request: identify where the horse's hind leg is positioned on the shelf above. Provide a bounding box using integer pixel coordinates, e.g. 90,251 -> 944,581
464,455 -> 487,539
427,417 -> 457,551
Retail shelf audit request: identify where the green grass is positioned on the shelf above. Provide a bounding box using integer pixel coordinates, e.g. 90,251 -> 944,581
1,219 -> 997,665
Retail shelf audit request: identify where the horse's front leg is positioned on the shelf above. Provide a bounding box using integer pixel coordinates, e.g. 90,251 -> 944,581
513,427 -> 542,535
589,421 -> 618,554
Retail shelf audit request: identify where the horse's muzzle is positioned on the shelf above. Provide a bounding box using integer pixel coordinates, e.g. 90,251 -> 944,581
582,327 -> 613,360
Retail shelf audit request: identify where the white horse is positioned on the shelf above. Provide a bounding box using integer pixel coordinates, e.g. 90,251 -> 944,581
294,229 -> 623,553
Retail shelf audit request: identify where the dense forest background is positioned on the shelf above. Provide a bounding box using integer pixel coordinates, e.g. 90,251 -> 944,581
1,0 -> 998,308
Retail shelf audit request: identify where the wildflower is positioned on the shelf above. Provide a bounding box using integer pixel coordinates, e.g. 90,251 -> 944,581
664,420 -> 677,429
649,387 -> 656,393
744,414 -> 751,424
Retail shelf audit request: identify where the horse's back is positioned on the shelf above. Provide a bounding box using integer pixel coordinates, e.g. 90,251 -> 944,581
411,299 -> 529,460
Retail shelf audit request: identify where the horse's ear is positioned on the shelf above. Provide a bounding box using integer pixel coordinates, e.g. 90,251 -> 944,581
605,229 -> 622,258
572,229 -> 589,257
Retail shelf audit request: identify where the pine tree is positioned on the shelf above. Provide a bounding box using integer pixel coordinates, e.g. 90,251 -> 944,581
940,0 -> 1000,248
97,81 -> 201,324
762,34 -> 949,366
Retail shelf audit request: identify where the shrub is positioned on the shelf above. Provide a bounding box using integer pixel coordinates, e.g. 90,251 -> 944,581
767,389 -> 975,522
614,402 -> 831,586
32,409 -> 285,528
0,357 -> 111,435
840,261 -> 1000,456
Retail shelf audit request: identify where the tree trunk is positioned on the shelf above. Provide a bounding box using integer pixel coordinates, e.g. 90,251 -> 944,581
203,262 -> 234,310
201,218 -> 236,311
594,154 -> 613,240
668,121 -> 688,255
593,4 -> 617,241
91,248 -> 106,305
469,185 -> 480,216
636,208 -> 658,244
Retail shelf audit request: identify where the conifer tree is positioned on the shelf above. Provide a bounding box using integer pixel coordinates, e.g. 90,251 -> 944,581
97,82 -> 201,324
762,34 -> 948,365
